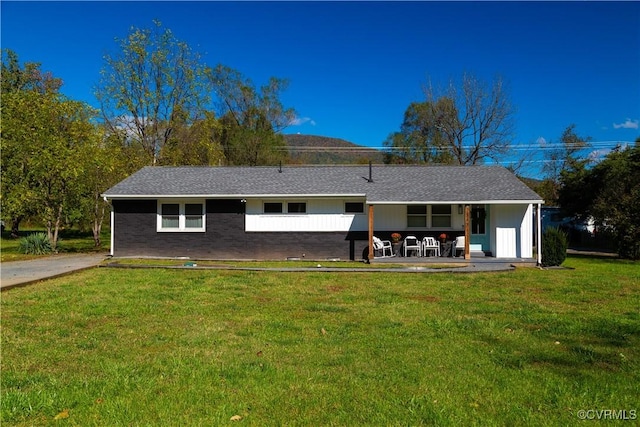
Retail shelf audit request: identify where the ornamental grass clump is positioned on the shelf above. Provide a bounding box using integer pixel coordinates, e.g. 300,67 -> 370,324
541,227 -> 568,267
18,232 -> 53,255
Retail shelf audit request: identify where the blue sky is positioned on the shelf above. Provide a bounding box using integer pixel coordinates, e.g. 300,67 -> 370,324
2,1 -> 639,176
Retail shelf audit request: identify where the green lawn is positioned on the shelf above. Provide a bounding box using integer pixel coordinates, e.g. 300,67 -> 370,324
1,256 -> 638,426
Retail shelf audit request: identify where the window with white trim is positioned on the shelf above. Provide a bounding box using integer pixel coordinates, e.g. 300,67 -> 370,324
263,201 -> 307,214
158,201 -> 205,232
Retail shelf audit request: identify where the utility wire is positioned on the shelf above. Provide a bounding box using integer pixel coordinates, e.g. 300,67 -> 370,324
283,140 -> 634,152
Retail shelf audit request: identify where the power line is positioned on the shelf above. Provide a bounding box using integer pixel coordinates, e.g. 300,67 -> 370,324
283,140 -> 634,152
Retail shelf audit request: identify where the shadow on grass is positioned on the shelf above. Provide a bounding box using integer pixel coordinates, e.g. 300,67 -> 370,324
482,314 -> 637,377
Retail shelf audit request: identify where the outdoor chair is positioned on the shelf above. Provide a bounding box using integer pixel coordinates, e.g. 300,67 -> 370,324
452,236 -> 465,257
373,236 -> 394,258
403,235 -> 421,257
422,237 -> 440,257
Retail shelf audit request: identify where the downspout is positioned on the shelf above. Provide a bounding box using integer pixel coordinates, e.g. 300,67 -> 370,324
110,210 -> 115,257
104,196 -> 114,257
537,203 -> 542,266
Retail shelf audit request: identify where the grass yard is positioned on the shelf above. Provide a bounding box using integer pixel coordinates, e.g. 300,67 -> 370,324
1,256 -> 638,426
0,229 -> 109,263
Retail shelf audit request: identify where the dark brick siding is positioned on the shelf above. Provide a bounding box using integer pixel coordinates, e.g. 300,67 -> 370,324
112,199 -> 370,260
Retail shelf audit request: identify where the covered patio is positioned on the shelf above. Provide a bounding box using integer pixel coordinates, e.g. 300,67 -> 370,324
365,202 -> 543,265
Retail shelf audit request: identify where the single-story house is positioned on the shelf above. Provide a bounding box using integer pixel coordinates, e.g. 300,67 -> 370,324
102,164 -> 544,263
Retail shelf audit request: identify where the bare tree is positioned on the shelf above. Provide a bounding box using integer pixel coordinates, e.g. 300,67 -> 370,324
385,73 -> 516,165
425,73 -> 515,165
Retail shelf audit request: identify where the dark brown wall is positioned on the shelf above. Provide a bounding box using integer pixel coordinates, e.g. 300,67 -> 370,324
112,199 -> 369,260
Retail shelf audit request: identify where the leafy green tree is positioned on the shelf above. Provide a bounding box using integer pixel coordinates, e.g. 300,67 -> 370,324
0,95 -> 38,236
1,48 -> 62,95
560,141 -> 640,259
531,179 -> 560,209
541,124 -> 592,206
208,65 -> 295,166
2,90 -> 98,249
96,21 -> 217,166
385,73 -> 515,165
1,49 -> 64,234
160,109 -> 224,166
75,127 -> 135,247
383,101 -> 455,164
216,112 -> 289,166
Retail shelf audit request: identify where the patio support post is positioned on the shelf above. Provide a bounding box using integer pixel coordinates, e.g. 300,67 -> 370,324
537,203 -> 542,266
368,204 -> 374,261
464,204 -> 471,260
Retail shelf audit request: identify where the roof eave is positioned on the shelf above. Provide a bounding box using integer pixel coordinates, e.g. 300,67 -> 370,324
102,193 -> 368,200
367,199 -> 544,205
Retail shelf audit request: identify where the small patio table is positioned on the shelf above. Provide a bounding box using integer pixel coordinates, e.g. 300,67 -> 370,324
440,241 -> 453,257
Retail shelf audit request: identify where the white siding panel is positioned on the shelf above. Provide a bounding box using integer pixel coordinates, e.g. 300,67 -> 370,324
245,198 -> 369,232
246,214 -> 366,232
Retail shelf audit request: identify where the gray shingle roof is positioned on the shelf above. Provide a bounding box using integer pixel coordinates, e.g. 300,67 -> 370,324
103,165 -> 543,203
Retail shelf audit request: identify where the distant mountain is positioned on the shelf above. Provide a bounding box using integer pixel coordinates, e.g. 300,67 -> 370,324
283,134 -> 384,164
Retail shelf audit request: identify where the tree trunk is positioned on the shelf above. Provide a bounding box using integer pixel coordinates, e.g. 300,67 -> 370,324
11,216 -> 23,237
92,226 -> 102,247
46,220 -> 53,244
49,204 -> 63,252
92,198 -> 106,247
